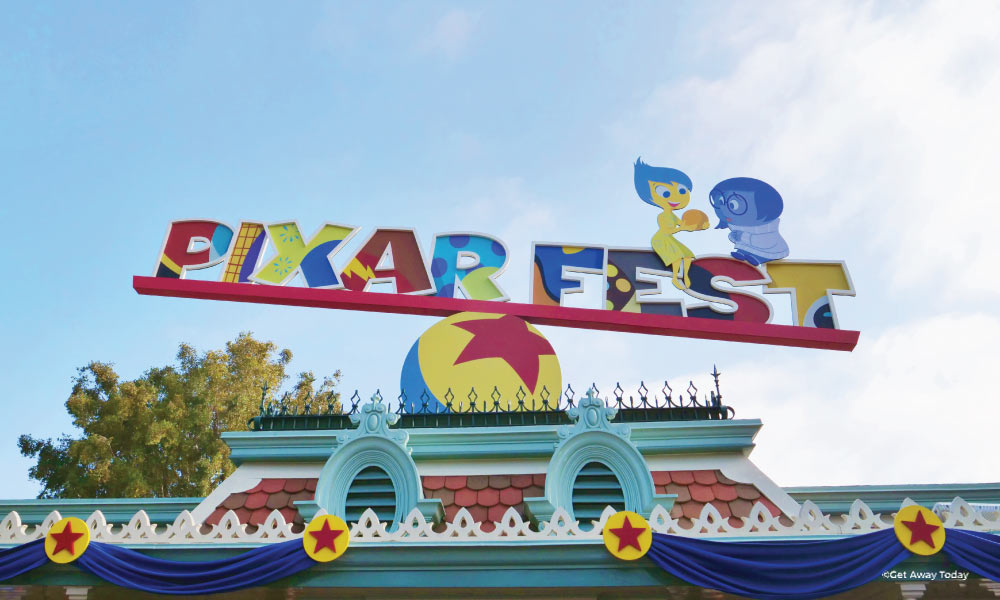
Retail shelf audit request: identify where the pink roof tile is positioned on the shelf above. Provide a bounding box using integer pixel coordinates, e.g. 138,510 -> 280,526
454,488 -> 478,508
681,501 -> 704,519
422,476 -> 446,490
709,500 -> 732,518
261,479 -> 286,494
735,484 -> 762,501
466,505 -> 489,523
284,479 -> 307,493
693,470 -> 718,485
712,483 -> 738,502
671,471 -> 695,485
499,487 -> 522,506
651,471 -> 671,486
716,471 -> 738,485
488,475 -> 511,488
532,473 -> 546,486
487,505 -> 509,523
477,488 -> 500,507
510,474 -> 533,489
444,476 -> 467,491
266,491 -> 291,510
248,508 -> 270,526
222,493 -> 247,510
466,475 -> 489,491
688,484 -> 714,504
665,483 -> 691,503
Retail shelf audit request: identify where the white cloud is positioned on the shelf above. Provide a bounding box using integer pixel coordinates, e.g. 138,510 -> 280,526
734,311 -> 1000,486
418,9 -> 480,59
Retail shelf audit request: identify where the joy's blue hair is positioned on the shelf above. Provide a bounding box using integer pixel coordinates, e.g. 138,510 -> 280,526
710,177 -> 783,222
634,157 -> 693,206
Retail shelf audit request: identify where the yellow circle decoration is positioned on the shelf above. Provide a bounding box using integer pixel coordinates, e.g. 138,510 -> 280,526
303,515 -> 350,562
45,517 -> 90,564
615,278 -> 632,293
894,505 -> 945,556
603,511 -> 652,560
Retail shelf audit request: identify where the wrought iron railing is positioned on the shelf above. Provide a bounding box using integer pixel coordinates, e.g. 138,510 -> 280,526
249,367 -> 734,431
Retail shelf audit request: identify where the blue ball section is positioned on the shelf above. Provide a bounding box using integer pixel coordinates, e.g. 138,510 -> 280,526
491,240 -> 505,256
449,235 -> 470,248
399,339 -> 447,413
438,283 -> 454,299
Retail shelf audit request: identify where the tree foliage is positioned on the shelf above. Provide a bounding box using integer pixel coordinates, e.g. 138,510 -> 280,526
18,333 -> 340,499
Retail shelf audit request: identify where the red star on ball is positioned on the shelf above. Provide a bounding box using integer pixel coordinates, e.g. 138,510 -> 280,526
452,315 -> 555,391
309,520 -> 344,554
609,516 -> 646,552
50,522 -> 84,556
902,510 -> 940,548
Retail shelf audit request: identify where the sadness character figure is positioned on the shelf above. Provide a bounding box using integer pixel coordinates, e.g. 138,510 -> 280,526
634,158 -> 709,289
709,177 -> 789,266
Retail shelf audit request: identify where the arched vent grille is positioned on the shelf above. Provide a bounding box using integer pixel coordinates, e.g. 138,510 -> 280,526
345,466 -> 397,526
571,461 -> 625,526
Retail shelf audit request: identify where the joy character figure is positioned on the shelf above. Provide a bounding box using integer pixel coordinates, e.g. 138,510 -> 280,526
709,177 -> 789,266
634,158 -> 709,289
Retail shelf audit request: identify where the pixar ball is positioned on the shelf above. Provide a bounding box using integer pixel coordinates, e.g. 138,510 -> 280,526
400,312 -> 561,413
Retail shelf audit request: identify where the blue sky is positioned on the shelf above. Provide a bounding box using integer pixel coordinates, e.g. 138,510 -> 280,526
2,1 -> 998,498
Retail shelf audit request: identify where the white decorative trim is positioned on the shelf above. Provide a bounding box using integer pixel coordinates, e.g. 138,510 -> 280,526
1,497 -> 997,546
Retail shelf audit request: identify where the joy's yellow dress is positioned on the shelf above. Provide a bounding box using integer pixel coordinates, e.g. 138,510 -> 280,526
651,210 -> 694,269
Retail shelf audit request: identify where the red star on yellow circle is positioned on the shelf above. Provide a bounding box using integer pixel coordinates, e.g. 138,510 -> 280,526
452,315 -> 555,390
309,519 -> 343,554
45,517 -> 90,564
50,521 -> 84,556
902,510 -> 940,548
609,516 -> 646,552
302,515 -> 350,562
603,511 -> 652,560
893,505 -> 945,556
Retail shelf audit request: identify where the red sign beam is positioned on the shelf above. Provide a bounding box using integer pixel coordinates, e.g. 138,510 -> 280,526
133,276 -> 859,351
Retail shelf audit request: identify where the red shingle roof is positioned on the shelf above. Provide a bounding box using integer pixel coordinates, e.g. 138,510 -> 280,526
205,478 -> 317,531
204,469 -> 784,532
423,473 -> 546,532
652,469 -> 784,529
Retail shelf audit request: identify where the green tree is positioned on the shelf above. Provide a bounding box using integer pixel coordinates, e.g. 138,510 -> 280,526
18,332 -> 341,499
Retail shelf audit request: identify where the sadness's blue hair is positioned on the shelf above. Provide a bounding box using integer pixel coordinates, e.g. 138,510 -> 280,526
710,177 -> 783,223
634,157 -> 693,206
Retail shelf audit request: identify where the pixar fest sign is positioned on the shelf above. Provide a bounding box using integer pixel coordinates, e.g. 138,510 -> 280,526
134,159 -> 858,352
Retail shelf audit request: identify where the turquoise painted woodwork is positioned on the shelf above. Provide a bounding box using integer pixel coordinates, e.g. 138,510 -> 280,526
524,391 -> 675,525
313,398 -> 443,527
0,497 -> 202,525
787,483 -> 1000,513
222,419 -> 764,464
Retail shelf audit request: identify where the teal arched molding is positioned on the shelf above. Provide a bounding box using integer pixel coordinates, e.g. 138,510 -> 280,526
523,390 -> 676,526
296,397 -> 444,529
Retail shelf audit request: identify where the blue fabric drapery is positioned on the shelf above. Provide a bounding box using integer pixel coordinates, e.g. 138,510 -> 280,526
943,529 -> 1000,582
0,539 -> 47,581
75,539 -> 315,595
647,529 -> 911,600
